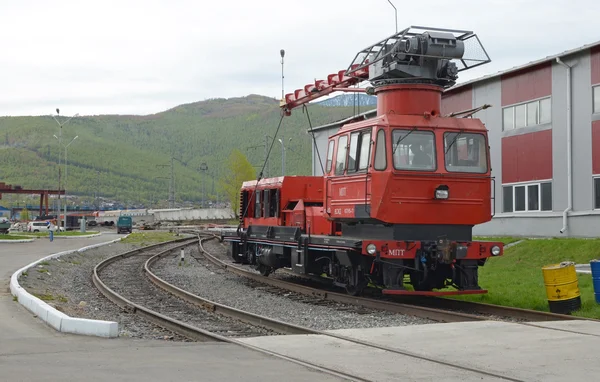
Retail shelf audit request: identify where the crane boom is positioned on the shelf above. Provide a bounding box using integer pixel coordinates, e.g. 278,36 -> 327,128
280,65 -> 370,116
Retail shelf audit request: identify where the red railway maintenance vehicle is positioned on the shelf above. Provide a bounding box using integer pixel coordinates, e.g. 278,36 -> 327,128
222,26 -> 504,296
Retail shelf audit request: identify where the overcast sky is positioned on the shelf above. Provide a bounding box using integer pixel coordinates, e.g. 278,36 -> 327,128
0,0 -> 597,116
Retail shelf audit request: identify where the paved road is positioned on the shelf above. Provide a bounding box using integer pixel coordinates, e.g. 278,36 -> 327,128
0,234 -> 343,382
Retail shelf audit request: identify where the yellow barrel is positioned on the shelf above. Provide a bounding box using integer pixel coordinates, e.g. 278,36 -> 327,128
542,261 -> 581,314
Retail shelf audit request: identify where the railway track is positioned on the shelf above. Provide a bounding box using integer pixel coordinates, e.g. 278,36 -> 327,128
92,234 -> 526,381
197,233 -> 595,326
92,233 -> 597,381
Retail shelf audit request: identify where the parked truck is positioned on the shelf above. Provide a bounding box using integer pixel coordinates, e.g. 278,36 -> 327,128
117,216 -> 132,234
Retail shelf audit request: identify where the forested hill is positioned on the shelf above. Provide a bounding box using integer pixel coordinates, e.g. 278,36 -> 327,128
0,95 -> 374,206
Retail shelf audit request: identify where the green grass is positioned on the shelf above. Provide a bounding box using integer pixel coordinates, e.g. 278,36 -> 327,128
121,231 -> 181,245
10,231 -> 99,237
449,238 -> 600,319
0,234 -> 34,240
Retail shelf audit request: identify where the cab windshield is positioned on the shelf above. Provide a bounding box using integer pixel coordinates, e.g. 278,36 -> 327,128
392,129 -> 436,171
444,132 -> 488,173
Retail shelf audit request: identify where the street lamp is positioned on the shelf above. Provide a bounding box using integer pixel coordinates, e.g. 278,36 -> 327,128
52,109 -> 78,223
277,137 -> 292,176
199,163 -> 208,208
54,134 -> 78,230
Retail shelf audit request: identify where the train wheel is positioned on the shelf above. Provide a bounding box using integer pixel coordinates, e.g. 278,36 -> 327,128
345,269 -> 368,296
257,264 -> 272,277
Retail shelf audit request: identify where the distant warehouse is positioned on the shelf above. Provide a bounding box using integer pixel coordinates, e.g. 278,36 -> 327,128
309,40 -> 600,238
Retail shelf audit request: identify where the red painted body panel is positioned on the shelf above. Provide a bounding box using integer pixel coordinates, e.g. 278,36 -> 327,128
326,112 -> 492,225
441,86 -> 473,115
593,121 -> 600,175
591,45 -> 600,85
241,176 -> 334,234
362,240 -> 504,260
501,130 -> 553,183
376,84 -> 443,116
501,63 -> 552,106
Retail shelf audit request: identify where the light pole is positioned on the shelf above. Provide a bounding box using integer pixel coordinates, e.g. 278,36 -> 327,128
52,109 -> 78,223
277,137 -> 292,176
54,134 -> 78,230
199,163 -> 208,208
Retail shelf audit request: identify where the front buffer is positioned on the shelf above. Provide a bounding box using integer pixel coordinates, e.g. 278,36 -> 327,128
363,238 -> 503,296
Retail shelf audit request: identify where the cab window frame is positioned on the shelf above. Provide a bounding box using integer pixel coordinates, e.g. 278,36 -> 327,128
443,132 -> 488,174
334,135 -> 349,175
391,129 -> 437,172
325,140 -> 335,173
374,128 -> 387,171
347,129 -> 372,174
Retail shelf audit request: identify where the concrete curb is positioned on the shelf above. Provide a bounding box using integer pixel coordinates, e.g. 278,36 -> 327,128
10,234 -> 131,338
47,232 -> 103,239
10,232 -> 103,240
0,238 -> 36,243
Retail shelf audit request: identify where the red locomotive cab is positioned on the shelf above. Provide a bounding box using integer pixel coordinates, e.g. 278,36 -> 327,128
323,84 -> 494,237
223,26 -> 505,296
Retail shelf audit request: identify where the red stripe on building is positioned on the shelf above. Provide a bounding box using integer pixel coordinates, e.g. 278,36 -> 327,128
441,86 -> 472,115
591,45 -> 600,85
501,63 -> 552,106
502,129 -> 552,183
593,121 -> 600,174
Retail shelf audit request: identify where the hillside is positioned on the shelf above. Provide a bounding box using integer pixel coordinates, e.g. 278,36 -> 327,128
0,95 -> 374,207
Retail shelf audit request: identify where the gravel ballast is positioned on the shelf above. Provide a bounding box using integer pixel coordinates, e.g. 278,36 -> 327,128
152,240 -> 435,330
18,241 -> 188,341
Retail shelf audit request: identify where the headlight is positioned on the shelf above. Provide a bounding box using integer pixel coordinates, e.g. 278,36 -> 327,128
366,244 -> 377,255
491,245 -> 501,256
435,189 -> 449,199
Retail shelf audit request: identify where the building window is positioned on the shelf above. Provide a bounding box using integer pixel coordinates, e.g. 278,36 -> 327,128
594,85 -> 600,114
502,97 -> 551,131
502,181 -> 552,213
594,177 -> 600,209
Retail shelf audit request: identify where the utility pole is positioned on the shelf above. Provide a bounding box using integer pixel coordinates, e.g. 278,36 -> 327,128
199,163 -> 208,208
94,170 -> 100,210
52,109 -> 78,224
280,49 -> 285,102
156,162 -> 173,208
277,137 -> 292,176
169,156 -> 174,208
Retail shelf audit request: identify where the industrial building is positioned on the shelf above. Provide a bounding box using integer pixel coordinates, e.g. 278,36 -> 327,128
310,41 -> 600,237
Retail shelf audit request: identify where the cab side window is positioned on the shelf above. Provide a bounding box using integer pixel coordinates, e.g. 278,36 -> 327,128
347,132 -> 360,173
374,129 -> 387,170
358,131 -> 372,171
325,140 -> 335,173
335,135 -> 348,175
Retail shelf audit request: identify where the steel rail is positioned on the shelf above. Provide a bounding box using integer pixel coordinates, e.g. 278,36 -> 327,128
144,245 -> 315,335
409,296 -> 599,323
202,233 -> 592,324
92,237 -> 222,342
196,234 -> 527,382
92,235 -> 372,382
197,237 -> 487,323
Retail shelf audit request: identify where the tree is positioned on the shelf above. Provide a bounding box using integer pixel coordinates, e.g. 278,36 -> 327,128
221,149 -> 256,218
20,208 -> 30,221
